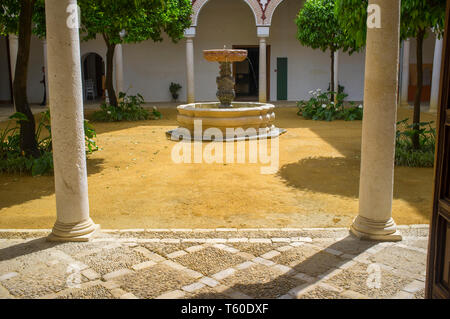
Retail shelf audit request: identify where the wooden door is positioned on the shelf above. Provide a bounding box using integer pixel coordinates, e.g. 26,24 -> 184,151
426,0 -> 450,299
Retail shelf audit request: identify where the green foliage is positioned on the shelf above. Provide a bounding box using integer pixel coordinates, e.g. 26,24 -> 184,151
297,89 -> 363,121
92,92 -> 162,122
78,0 -> 193,45
0,0 -> 46,38
296,0 -> 355,54
169,82 -> 182,100
0,111 -> 98,176
335,0 -> 446,48
395,119 -> 436,167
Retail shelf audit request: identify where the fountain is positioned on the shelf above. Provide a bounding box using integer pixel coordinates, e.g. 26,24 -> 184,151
167,48 -> 285,141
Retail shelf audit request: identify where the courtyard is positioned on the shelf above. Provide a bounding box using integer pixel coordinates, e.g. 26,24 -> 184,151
0,105 -> 435,230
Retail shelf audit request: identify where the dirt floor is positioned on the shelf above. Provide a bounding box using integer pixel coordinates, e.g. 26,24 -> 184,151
0,106 -> 436,229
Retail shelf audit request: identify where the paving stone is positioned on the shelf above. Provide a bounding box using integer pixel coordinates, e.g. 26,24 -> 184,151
103,269 -> 134,281
235,261 -> 255,270
174,247 -> 247,276
261,250 -> 281,260
199,277 -> 220,287
222,264 -> 306,299
131,261 -> 156,271
229,243 -> 278,257
253,257 -> 275,267
118,264 -> 195,299
249,238 -> 272,244
212,268 -> 236,280
297,285 -> 344,299
57,284 -> 115,299
402,280 -> 425,293
325,262 -> 411,299
182,282 -> 205,293
81,268 -> 100,281
79,246 -> 149,275
167,250 -> 188,259
368,246 -> 427,277
184,286 -> 231,299
156,290 -> 186,299
0,272 -> 18,281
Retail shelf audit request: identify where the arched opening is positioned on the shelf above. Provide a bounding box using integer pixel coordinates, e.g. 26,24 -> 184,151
195,0 -> 260,102
81,52 -> 105,102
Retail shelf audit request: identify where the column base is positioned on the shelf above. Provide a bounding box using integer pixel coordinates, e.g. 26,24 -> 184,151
47,218 -> 100,242
350,216 -> 402,242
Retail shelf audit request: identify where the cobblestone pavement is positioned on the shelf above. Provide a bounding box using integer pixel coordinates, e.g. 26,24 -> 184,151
0,226 -> 429,299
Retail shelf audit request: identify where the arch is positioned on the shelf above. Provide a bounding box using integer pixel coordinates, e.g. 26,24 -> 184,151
191,0 -> 265,26
81,52 -> 105,101
262,0 -> 285,26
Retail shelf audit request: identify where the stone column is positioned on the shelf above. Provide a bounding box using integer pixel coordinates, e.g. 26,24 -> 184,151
43,39 -> 50,106
257,27 -> 270,103
259,38 -> 267,103
8,34 -> 18,83
430,36 -> 443,112
45,0 -> 98,242
115,43 -> 124,96
185,27 -> 196,103
351,0 -> 402,241
400,39 -> 410,106
334,51 -> 339,92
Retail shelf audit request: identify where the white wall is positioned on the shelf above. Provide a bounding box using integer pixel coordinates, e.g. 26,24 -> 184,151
0,36 -> 11,103
0,35 -> 45,104
270,0 -> 365,101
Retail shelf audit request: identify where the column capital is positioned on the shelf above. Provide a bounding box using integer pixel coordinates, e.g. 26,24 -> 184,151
9,33 -> 18,40
184,27 -> 196,38
257,26 -> 270,38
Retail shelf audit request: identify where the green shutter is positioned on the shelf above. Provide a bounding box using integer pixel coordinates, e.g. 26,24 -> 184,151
277,57 -> 288,100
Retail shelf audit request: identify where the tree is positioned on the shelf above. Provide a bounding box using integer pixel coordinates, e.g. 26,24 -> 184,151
0,0 -> 46,157
336,0 -> 446,149
296,0 -> 356,102
78,0 -> 192,107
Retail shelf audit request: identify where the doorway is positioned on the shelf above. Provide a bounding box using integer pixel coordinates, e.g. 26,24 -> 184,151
82,53 -> 105,101
232,45 -> 270,101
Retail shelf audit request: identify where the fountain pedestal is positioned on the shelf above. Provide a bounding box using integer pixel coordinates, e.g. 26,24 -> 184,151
167,48 -> 285,141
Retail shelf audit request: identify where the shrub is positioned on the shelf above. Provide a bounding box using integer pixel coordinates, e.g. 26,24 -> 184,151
92,92 -> 161,122
297,89 -> 363,121
0,111 -> 98,176
169,82 -> 182,101
395,118 -> 436,167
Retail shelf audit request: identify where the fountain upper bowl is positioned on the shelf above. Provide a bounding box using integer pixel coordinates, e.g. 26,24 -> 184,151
203,49 -> 247,62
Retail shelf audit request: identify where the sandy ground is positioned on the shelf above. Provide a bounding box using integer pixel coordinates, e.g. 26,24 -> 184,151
0,106 -> 436,229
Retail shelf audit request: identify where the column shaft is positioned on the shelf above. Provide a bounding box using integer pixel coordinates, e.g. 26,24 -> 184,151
115,43 -> 124,96
401,39 -> 410,106
259,37 -> 267,103
352,0 -> 402,241
430,37 -> 443,112
43,40 -> 49,106
45,0 -> 98,242
186,37 -> 195,103
334,51 -> 339,92
9,34 -> 18,82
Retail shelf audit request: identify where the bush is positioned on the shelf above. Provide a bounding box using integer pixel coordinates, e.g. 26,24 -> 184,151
169,82 -> 182,101
92,92 -> 162,122
297,89 -> 363,121
395,119 -> 436,167
0,111 -> 98,176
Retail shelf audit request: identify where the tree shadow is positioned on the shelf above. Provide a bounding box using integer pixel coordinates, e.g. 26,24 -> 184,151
190,235 -> 378,299
0,158 -> 105,210
277,156 -> 433,220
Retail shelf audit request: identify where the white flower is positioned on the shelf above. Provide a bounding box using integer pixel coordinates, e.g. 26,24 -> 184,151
308,90 -> 314,94
317,89 -> 322,92
322,104 -> 327,108
107,111 -> 111,114
358,104 -> 363,109
331,102 -> 335,105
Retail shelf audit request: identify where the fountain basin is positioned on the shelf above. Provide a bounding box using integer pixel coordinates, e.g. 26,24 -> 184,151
167,102 -> 286,141
203,49 -> 247,63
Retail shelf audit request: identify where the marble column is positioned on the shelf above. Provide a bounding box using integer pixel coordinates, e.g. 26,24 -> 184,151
430,36 -> 443,112
185,27 -> 196,104
351,0 -> 402,241
334,51 -> 339,93
43,39 -> 49,106
400,39 -> 410,106
115,43 -> 124,96
259,37 -> 267,103
45,0 -> 98,242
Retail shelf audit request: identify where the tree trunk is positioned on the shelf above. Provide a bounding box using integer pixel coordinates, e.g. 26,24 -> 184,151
6,36 -> 14,104
14,0 -> 39,158
330,49 -> 335,103
103,34 -> 118,107
412,30 -> 425,150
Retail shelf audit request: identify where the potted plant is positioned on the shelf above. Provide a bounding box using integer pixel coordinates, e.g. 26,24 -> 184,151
169,82 -> 182,101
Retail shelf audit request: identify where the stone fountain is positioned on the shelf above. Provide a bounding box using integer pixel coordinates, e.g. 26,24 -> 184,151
167,48 -> 285,141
